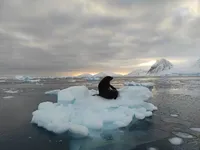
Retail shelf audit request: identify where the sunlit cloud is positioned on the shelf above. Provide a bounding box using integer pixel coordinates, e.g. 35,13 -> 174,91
138,60 -> 157,67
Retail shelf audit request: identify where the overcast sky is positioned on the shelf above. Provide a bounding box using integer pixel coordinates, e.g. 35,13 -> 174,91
0,0 -> 200,76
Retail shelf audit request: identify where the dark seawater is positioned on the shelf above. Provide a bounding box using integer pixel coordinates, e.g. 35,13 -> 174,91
0,77 -> 200,150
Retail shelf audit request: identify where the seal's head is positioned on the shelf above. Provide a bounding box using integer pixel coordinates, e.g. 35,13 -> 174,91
103,76 -> 113,82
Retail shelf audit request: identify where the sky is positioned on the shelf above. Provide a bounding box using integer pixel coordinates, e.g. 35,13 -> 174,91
0,0 -> 200,76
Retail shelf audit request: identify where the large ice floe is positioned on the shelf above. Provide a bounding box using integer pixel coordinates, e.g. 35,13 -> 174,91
31,85 -> 157,138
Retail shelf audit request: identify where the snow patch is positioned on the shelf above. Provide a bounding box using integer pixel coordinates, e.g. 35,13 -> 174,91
31,86 -> 157,137
168,137 -> 183,145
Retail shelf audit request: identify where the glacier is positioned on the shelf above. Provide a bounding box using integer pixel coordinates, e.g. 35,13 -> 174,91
31,85 -> 157,138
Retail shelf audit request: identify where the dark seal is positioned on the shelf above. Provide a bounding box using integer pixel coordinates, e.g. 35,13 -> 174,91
95,76 -> 118,100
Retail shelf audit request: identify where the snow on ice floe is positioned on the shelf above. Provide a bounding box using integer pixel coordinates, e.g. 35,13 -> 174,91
124,81 -> 154,88
168,137 -> 183,145
31,85 -> 157,137
3,96 -> 14,99
190,128 -> 200,132
45,89 -> 61,95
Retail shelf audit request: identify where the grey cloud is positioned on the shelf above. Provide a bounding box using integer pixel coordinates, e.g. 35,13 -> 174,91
0,0 -> 200,75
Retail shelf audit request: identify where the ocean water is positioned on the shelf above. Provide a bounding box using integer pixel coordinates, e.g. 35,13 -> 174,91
0,77 -> 200,150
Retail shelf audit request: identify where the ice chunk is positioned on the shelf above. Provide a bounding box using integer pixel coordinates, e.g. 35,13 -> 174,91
5,90 -> 18,94
3,96 -> 14,99
45,89 -> 60,95
170,114 -> 178,117
29,79 -> 40,83
31,86 -> 157,137
168,137 -> 183,145
148,147 -> 157,150
0,80 -> 6,83
58,86 -> 89,104
190,128 -> 200,132
173,132 -> 194,139
68,79 -> 76,83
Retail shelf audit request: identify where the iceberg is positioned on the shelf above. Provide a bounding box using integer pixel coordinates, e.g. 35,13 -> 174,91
31,85 -> 157,137
15,75 -> 40,83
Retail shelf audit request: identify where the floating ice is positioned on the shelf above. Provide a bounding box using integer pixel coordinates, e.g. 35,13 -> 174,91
124,81 -> 154,88
15,75 -> 32,81
5,90 -> 18,94
148,147 -> 157,150
170,114 -> 178,117
29,79 -> 40,83
31,86 -> 157,137
168,137 -> 183,145
3,96 -> 14,99
68,79 -> 76,83
173,132 -> 194,139
190,128 -> 200,132
0,80 -> 6,83
85,77 -> 100,81
45,89 -> 60,95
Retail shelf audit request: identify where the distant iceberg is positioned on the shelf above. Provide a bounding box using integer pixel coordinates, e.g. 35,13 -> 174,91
31,85 -> 157,137
85,77 -> 100,81
124,81 -> 154,88
15,75 -> 40,83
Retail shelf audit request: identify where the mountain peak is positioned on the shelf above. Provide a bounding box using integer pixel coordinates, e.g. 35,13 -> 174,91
147,59 -> 173,74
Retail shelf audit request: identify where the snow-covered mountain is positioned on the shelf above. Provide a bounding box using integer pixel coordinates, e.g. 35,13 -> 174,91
147,59 -> 173,75
76,73 -> 93,78
193,58 -> 200,69
127,69 -> 147,76
93,72 -> 122,77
